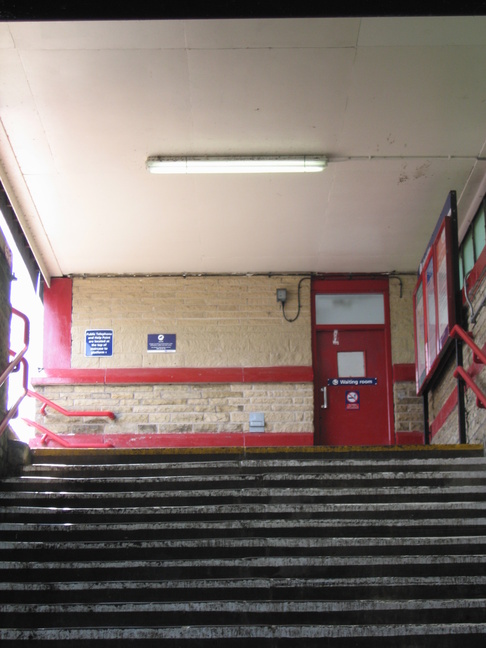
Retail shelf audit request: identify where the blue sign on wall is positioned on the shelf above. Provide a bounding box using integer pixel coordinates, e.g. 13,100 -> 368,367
85,329 -> 113,357
147,333 -> 176,353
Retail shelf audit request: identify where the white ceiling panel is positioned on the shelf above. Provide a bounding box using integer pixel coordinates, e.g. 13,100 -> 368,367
1,16 -> 486,281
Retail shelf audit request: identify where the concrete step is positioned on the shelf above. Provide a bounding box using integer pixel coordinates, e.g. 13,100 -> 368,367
21,454 -> 486,476
3,575 -> 486,604
27,444 -> 486,465
1,623 -> 486,647
3,483 -> 486,501
2,535 -> 486,561
0,445 -> 485,645
3,501 -> 486,524
3,517 -> 486,541
2,554 -> 486,583
4,469 -> 486,492
2,598 -> 486,628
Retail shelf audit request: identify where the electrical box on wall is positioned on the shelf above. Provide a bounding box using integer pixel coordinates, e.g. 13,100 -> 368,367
276,288 -> 287,304
249,412 -> 265,432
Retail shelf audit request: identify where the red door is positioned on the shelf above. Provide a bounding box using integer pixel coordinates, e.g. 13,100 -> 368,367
313,280 -> 394,447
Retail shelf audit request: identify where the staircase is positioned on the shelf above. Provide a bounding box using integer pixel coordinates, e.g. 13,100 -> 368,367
1,444 -> 486,646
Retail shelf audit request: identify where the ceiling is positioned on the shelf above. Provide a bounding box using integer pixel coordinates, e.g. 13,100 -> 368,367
1,15 -> 486,282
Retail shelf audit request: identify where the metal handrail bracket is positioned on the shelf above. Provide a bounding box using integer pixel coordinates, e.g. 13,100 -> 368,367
451,325 -> 486,365
454,366 -> 486,409
27,389 -> 116,420
0,308 -> 29,388
0,308 -> 30,437
0,356 -> 29,436
451,324 -> 486,409
22,418 -> 115,448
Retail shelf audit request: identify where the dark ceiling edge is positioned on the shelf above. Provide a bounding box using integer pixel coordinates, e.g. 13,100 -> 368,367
0,182 -> 42,295
1,1 -> 485,21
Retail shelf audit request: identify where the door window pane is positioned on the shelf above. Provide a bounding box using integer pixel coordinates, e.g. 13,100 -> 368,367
315,293 -> 385,325
338,351 -> 365,377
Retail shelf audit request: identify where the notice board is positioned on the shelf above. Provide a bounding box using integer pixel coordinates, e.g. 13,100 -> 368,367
413,191 -> 459,394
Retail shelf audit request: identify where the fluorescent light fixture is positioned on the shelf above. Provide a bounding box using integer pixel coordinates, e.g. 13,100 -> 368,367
146,155 -> 327,174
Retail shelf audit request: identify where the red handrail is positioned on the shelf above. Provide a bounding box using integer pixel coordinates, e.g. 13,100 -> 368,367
22,418 -> 115,448
0,308 -> 30,437
450,324 -> 486,365
0,355 -> 29,436
450,324 -> 486,409
1,305 -> 116,442
0,308 -> 29,388
454,366 -> 486,409
27,389 -> 116,420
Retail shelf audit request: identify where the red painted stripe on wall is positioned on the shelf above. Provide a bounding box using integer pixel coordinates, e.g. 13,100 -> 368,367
395,431 -> 424,445
393,363 -> 415,383
29,431 -> 315,449
429,388 -> 458,439
467,340 -> 486,379
243,366 -> 313,382
32,366 -> 314,386
43,278 -> 72,369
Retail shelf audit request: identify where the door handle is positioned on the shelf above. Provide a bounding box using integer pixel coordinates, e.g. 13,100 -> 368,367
321,386 -> 328,409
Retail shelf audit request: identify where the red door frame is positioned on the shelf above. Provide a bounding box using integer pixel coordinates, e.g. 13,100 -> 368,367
311,277 -> 395,446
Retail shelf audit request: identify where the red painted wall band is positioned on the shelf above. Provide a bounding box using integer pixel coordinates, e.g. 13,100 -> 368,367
43,277 -> 72,369
429,388 -> 458,439
33,366 -> 314,386
30,431 -> 315,449
393,363 -> 415,383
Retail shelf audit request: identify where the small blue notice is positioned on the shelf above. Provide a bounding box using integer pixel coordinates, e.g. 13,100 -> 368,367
147,333 -> 176,353
85,329 -> 113,357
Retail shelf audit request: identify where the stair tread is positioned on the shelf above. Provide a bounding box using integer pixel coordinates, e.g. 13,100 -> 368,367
3,574 -> 486,591
20,457 -> 486,473
5,470 -> 486,490
2,598 -> 485,612
3,535 -> 486,551
3,553 -> 486,568
4,484 -> 486,500
2,622 -> 486,640
1,446 -> 485,643
3,517 -> 486,531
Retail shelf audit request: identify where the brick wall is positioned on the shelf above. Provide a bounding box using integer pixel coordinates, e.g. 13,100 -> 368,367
393,381 -> 424,434
34,382 -> 314,436
426,270 -> 486,446
389,275 -> 424,437
36,274 -> 314,438
389,275 -> 416,366
460,275 -> 486,446
71,275 -> 311,368
35,272 -> 429,443
428,354 -> 460,444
